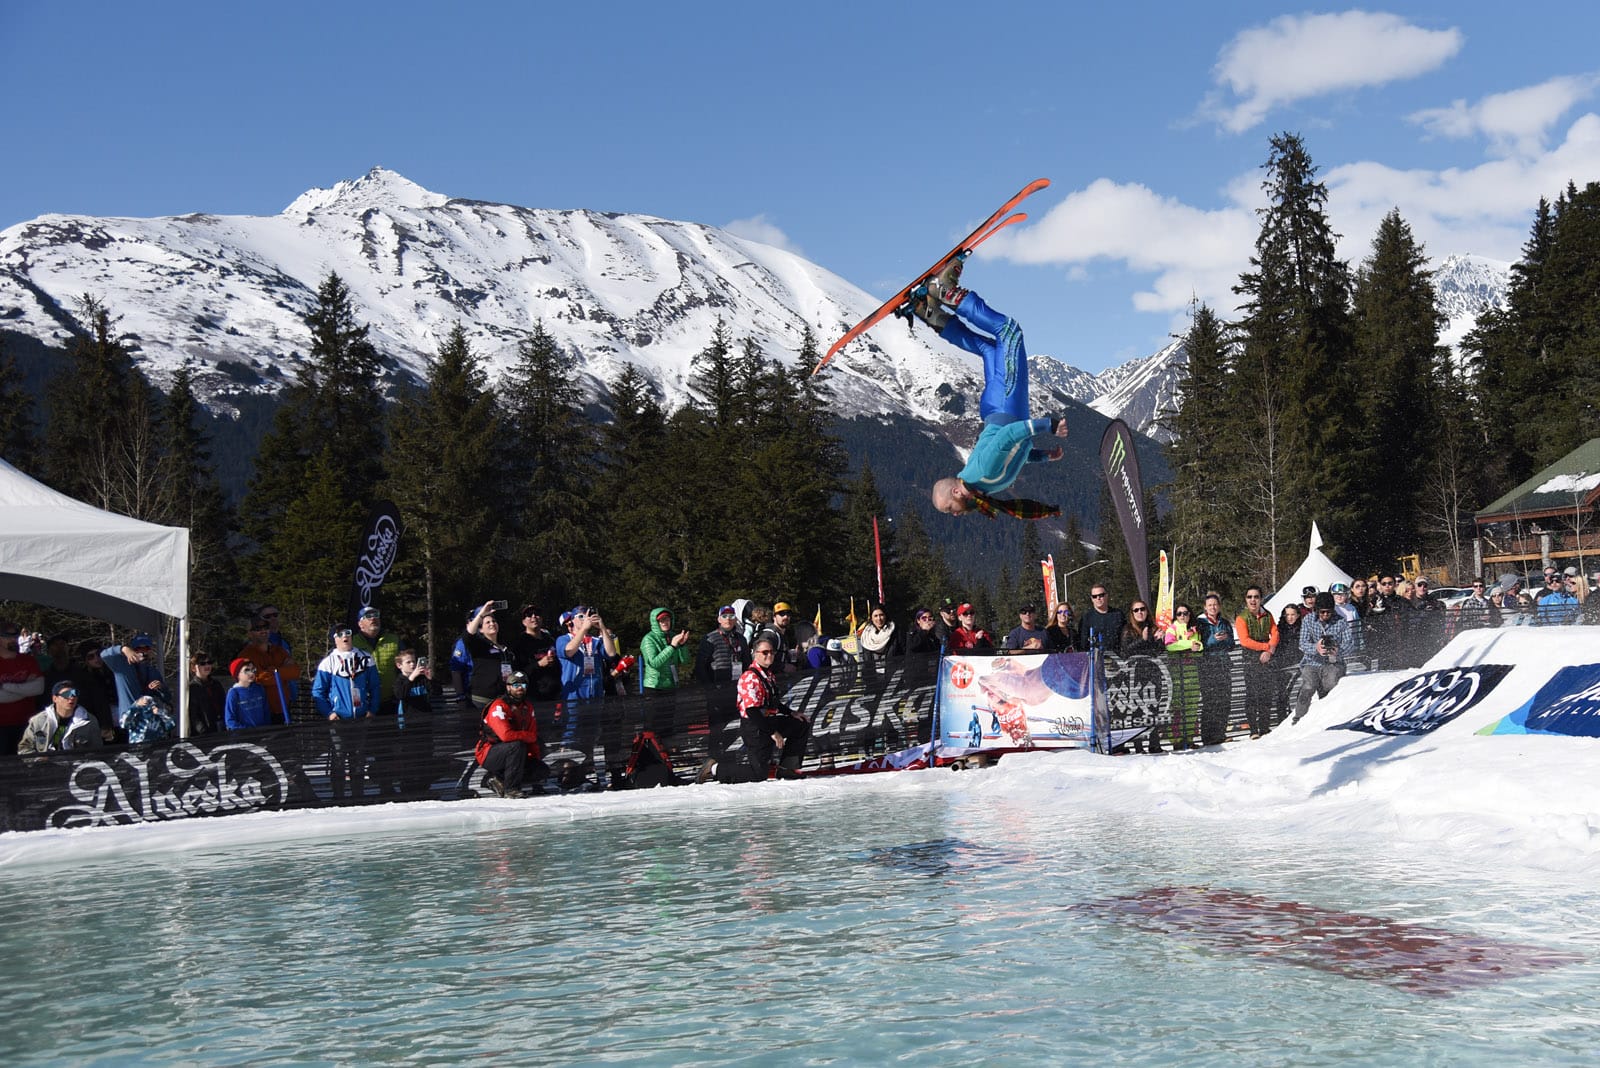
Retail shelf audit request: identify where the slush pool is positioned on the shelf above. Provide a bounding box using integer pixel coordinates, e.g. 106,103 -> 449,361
1,766 -> 1595,1066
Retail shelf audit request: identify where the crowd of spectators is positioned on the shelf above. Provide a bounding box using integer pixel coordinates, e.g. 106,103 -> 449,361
4,562 -> 1598,779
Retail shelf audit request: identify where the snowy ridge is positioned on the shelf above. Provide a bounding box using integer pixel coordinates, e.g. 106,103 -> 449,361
0,168 -> 1514,442
0,167 -> 994,424
1088,339 -> 1186,443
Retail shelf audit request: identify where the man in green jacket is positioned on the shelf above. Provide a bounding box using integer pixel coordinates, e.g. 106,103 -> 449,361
639,607 -> 693,693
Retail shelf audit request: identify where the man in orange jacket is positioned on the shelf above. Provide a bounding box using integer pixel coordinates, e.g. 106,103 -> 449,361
475,672 -> 547,797
1233,585 -> 1279,738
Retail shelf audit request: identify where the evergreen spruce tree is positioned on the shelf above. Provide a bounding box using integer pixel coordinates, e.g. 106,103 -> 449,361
240,272 -> 389,637
1163,303 -> 1251,592
688,320 -> 739,432
1467,183 -> 1600,482
44,295 -> 167,521
160,362 -> 240,652
384,324 -> 503,665
267,447 -> 366,659
840,464 -> 894,611
589,363 -> 676,645
1348,208 -> 1448,572
1057,513 -> 1096,615
501,321 -> 592,604
887,505 -> 952,613
1232,133 -> 1357,583
302,272 -> 388,499
1014,522 -> 1044,611
0,340 -> 37,473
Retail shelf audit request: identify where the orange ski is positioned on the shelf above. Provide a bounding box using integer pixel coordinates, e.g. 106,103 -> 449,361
813,178 -> 1050,376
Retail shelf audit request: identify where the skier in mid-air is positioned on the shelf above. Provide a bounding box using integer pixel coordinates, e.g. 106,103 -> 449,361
915,260 -> 1068,520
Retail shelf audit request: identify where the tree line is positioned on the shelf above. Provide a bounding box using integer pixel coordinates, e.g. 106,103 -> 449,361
0,276 -> 965,666
3,129 -> 1593,655
1162,132 -> 1599,602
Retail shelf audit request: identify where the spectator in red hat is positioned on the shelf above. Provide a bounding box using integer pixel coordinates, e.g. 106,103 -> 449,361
224,659 -> 273,730
948,603 -> 993,652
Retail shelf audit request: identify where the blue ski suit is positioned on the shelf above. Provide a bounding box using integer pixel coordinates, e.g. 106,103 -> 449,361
940,292 -> 1054,495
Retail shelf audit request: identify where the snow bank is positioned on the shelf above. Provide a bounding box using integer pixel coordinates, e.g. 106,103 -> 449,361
4,629 -> 1598,881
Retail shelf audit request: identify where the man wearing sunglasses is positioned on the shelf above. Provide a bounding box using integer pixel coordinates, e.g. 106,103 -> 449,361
18,680 -> 103,755
731,636 -> 810,781
1076,587 -> 1125,654
313,624 -> 381,800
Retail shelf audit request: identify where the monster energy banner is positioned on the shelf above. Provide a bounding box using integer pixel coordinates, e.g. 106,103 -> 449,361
1338,665 -> 1515,735
345,501 -> 403,623
1099,419 -> 1150,605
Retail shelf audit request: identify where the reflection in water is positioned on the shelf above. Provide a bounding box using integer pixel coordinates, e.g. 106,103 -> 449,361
1072,886 -> 1584,998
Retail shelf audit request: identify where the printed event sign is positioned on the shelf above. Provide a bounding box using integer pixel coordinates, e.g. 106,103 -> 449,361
1478,664 -> 1600,737
936,652 -> 1098,753
1337,665 -> 1515,735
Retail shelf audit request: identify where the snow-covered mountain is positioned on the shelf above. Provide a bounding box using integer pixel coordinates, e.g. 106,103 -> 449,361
0,168 -> 1513,447
1433,253 -> 1512,352
0,167 -> 1010,426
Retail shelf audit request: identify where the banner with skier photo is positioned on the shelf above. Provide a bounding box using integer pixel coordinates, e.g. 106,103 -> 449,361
935,651 -> 1098,754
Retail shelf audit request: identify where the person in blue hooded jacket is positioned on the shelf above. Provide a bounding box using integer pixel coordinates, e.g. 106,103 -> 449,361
918,261 -> 1069,521
312,624 -> 380,799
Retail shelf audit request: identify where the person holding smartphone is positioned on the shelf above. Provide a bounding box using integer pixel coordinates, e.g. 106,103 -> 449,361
463,600 -> 514,709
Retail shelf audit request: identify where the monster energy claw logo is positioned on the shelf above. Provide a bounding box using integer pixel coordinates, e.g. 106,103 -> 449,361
1109,430 -> 1142,529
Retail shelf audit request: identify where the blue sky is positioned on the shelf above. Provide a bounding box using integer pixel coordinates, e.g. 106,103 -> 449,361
3,2 -> 1598,372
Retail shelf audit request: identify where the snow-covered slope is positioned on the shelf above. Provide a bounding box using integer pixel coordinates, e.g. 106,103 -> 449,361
1433,253 -> 1512,353
0,167 -> 1002,424
1088,339 -> 1186,442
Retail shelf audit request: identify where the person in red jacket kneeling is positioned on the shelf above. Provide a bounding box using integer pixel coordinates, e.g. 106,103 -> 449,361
475,672 -> 548,798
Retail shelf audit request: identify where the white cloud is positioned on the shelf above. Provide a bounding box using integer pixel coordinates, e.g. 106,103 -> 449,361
722,213 -> 803,256
1205,11 -> 1463,133
987,113 -> 1600,326
1327,112 -> 1600,264
1409,73 -> 1600,158
986,178 -> 1256,318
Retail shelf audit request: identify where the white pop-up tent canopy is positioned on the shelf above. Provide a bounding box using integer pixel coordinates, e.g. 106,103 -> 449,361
1264,522 -> 1355,618
0,457 -> 192,731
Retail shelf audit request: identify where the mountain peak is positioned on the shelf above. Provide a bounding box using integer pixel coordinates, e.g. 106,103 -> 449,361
282,166 -> 449,216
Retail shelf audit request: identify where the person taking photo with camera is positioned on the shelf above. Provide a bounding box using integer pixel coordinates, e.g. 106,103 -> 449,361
1292,592 -> 1356,724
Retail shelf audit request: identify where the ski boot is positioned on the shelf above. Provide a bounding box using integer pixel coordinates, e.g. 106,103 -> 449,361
928,254 -> 968,309
910,290 -> 951,331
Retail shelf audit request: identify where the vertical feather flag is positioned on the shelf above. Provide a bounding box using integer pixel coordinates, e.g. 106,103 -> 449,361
1041,554 -> 1059,615
814,603 -> 823,637
872,516 -> 885,607
848,596 -> 859,635
1155,549 -> 1174,630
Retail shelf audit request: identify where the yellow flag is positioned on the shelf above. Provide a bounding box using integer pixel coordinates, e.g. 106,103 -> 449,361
848,596 -> 859,634
813,603 -> 822,636
1155,549 -> 1174,630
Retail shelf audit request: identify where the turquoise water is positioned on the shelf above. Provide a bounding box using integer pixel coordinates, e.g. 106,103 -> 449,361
2,774 -> 1597,1066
